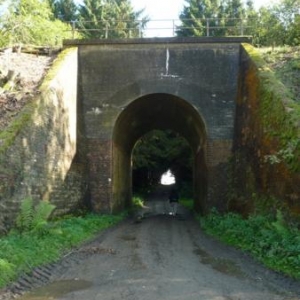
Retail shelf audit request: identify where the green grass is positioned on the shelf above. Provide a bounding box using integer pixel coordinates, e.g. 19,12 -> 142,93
0,213 -> 125,288
132,196 -> 144,208
259,46 -> 300,104
199,210 -> 300,279
179,198 -> 194,210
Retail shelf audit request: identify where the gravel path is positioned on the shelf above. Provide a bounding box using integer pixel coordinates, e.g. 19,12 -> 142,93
3,190 -> 299,300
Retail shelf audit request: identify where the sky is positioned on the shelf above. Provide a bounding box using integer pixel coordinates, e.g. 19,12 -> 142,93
74,0 -> 278,37
130,0 -> 278,37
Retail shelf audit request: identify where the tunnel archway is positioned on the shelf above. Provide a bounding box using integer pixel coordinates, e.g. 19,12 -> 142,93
132,129 -> 193,195
112,93 -> 207,213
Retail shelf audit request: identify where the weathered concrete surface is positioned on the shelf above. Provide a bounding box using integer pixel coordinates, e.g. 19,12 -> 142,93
74,37 -> 250,213
0,48 -> 87,231
230,44 -> 300,218
1,37 -> 299,232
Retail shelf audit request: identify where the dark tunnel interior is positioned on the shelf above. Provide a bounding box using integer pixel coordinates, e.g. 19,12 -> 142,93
112,93 -> 208,212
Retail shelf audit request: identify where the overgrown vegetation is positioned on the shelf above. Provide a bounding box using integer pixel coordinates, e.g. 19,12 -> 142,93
178,197 -> 300,279
15,198 -> 55,235
260,46 -> 300,104
132,196 -> 144,209
0,198 -> 125,288
0,0 -> 73,47
258,45 -> 300,172
199,209 -> 300,279
177,0 -> 299,46
0,0 -> 148,47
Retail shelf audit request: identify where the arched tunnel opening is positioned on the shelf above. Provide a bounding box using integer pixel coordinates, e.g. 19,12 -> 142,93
131,129 -> 193,198
112,93 -> 207,213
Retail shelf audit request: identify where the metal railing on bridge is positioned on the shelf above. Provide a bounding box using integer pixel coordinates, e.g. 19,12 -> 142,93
67,18 -> 253,39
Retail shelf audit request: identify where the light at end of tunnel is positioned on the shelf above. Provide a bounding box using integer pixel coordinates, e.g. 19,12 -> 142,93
160,170 -> 176,185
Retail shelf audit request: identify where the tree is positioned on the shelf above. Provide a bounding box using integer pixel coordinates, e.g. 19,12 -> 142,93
275,0 -> 300,45
247,0 -> 299,46
176,0 -> 253,37
177,0 -> 221,36
287,14 -> 300,45
77,0 -> 148,39
253,6 -> 286,46
48,0 -> 78,22
0,0 -> 72,46
132,130 -> 193,193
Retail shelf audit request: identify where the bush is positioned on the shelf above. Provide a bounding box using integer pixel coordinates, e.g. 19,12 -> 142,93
199,210 -> 300,279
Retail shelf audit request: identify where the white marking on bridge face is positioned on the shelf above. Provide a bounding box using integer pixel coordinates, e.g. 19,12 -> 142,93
160,48 -> 179,79
166,48 -> 170,75
87,107 -> 102,115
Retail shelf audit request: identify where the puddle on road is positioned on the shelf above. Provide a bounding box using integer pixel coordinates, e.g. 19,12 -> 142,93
19,279 -> 92,300
194,248 -> 246,278
120,235 -> 136,241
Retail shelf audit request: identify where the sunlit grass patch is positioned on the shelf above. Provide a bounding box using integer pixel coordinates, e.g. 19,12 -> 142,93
199,210 -> 300,279
0,213 -> 125,288
132,196 -> 144,208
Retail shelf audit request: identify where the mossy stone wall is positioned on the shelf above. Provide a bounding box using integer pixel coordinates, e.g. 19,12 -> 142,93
0,48 -> 87,232
230,44 -> 300,219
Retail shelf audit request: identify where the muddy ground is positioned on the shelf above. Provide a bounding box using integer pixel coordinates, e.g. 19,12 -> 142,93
1,187 -> 300,300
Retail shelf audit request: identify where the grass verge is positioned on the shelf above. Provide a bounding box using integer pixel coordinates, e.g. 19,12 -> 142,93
0,213 -> 125,288
199,209 -> 300,279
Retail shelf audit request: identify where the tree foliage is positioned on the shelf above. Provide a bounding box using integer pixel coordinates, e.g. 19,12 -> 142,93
0,0 -> 148,46
176,0 -> 300,46
176,0 -> 254,37
132,130 -> 193,191
48,0 -> 78,22
0,0 -> 72,46
77,0 -> 148,39
250,0 -> 300,46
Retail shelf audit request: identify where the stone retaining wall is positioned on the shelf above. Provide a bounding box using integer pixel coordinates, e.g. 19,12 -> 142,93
0,48 -> 87,232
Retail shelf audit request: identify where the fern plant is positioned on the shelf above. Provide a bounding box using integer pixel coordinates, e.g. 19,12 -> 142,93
31,201 -> 56,236
0,259 -> 15,287
16,198 -> 34,233
15,198 -> 55,235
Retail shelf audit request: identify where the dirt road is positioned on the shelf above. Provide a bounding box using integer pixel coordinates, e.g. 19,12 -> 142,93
16,190 -> 300,300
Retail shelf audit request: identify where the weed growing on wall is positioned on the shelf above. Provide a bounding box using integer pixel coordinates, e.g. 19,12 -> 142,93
199,209 -> 300,279
244,44 -> 300,172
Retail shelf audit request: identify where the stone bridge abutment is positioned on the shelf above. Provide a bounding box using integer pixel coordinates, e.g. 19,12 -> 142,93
3,37 -> 300,232
72,37 -> 250,213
